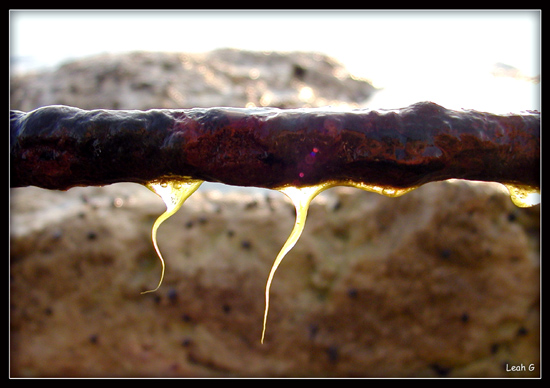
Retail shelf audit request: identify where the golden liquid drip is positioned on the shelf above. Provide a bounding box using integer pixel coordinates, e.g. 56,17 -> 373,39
260,179 -> 416,343
142,178 -> 203,294
261,183 -> 330,343
504,183 -> 541,208
339,180 -> 417,198
137,175 -> 537,343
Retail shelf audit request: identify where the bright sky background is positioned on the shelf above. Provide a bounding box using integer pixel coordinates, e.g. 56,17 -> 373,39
10,10 -> 540,112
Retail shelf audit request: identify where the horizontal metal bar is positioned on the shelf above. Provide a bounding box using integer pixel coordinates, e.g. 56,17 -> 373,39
10,102 -> 539,191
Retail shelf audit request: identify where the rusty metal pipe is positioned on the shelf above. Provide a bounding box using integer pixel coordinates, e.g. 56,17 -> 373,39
10,102 -> 539,192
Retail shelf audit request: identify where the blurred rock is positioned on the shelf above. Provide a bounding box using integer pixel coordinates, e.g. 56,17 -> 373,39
10,181 -> 539,377
10,49 -> 376,111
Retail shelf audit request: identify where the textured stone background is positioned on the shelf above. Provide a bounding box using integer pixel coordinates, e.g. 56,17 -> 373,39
10,50 -> 540,377
10,49 -> 376,111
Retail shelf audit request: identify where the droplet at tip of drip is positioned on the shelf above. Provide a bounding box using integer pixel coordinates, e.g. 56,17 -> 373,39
141,287 -> 160,295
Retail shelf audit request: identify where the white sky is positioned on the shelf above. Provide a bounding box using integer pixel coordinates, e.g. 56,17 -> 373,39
10,10 -> 540,112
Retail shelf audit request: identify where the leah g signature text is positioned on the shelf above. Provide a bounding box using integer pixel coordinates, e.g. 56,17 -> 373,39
505,363 -> 535,372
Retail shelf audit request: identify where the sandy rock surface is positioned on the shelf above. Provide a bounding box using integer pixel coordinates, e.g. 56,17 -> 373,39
10,50 -> 539,377
10,48 -> 376,111
10,181 -> 539,377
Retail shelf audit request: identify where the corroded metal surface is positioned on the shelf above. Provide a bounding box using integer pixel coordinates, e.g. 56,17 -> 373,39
10,102 -> 539,191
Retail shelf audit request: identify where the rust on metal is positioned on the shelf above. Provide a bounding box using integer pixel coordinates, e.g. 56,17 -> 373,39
10,102 -> 540,191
